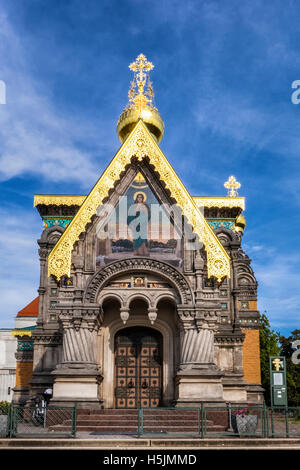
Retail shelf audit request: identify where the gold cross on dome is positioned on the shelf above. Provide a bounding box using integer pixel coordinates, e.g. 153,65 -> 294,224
272,358 -> 283,371
224,176 -> 241,197
128,54 -> 154,111
129,54 -> 154,77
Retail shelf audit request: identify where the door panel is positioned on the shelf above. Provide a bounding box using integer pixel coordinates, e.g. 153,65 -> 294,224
115,327 -> 162,408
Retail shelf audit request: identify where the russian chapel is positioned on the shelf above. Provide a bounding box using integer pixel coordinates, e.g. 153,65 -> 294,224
13,54 -> 263,409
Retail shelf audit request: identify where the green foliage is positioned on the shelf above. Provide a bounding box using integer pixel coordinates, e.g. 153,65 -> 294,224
259,313 -> 280,405
279,329 -> 300,406
259,311 -> 300,407
0,401 -> 11,415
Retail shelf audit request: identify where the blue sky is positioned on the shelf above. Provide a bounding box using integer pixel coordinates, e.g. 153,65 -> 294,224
0,0 -> 299,336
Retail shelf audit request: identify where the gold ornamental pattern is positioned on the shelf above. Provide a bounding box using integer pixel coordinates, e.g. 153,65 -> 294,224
34,195 -> 245,210
48,120 -> 230,281
193,197 -> 245,210
34,195 -> 86,207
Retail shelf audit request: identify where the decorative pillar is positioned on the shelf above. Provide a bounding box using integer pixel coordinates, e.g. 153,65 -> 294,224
60,312 -> 100,368
194,250 -> 205,303
175,307 -> 224,406
36,242 -> 49,326
51,308 -> 103,408
179,318 -> 196,365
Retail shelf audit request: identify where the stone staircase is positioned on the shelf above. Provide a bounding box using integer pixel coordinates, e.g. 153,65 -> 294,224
50,408 -> 227,434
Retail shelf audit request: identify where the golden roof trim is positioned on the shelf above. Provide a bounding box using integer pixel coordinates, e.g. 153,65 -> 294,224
34,195 -> 86,207
48,120 -> 230,282
34,196 -> 245,210
193,197 -> 245,210
11,330 -> 32,338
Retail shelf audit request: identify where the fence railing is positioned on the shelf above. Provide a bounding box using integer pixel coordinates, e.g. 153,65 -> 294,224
137,404 -> 300,438
1,403 -> 300,439
3,404 -> 77,438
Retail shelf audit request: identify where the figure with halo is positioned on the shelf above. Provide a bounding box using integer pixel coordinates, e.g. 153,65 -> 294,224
127,192 -> 150,256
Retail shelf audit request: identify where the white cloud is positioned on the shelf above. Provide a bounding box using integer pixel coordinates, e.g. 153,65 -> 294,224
0,13 -> 115,189
249,248 -> 300,332
0,207 -> 40,327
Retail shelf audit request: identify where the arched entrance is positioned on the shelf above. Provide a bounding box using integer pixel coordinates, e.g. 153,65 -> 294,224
114,326 -> 163,408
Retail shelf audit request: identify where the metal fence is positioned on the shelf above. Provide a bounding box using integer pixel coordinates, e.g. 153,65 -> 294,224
0,408 -> 10,437
1,403 -> 300,439
137,404 -> 300,438
266,407 -> 300,437
4,404 -> 77,438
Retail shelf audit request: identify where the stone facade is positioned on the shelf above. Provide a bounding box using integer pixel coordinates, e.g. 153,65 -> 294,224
24,154 -> 264,409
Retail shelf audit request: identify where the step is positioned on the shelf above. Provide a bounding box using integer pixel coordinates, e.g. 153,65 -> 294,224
77,409 -> 139,415
48,408 -> 227,434
77,408 -> 201,412
75,415 -> 211,421
73,420 -> 214,427
49,424 -> 226,433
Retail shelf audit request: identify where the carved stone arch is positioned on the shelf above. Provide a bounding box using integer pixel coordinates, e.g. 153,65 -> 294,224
154,293 -> 179,309
99,292 -> 124,308
237,272 -> 257,286
40,225 -> 65,243
126,293 -> 151,309
84,257 -> 194,305
235,263 -> 254,275
215,227 -> 240,247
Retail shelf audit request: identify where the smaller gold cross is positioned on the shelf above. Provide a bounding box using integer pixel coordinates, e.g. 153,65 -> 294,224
224,176 -> 241,197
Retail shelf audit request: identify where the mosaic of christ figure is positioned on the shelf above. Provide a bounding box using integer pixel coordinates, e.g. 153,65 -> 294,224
96,173 -> 183,269
127,192 -> 150,256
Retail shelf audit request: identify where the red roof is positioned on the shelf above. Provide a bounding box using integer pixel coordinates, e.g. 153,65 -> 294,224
17,296 -> 39,317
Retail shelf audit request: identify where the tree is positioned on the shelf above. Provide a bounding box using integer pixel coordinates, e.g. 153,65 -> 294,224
279,329 -> 300,406
259,312 -> 280,405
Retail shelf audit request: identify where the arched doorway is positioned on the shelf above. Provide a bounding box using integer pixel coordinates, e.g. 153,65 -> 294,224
114,326 -> 163,408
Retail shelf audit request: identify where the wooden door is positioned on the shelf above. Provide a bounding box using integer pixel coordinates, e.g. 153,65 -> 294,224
115,327 -> 162,408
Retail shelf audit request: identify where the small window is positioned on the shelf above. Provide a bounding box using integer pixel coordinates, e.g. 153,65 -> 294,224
204,278 -> 214,288
62,277 -> 73,287
240,301 -> 249,310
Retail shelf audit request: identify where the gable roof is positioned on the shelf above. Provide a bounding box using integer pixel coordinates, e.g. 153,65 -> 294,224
48,120 -> 230,281
17,296 -> 39,317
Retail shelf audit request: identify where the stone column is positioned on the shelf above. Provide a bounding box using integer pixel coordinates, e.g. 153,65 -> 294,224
175,307 -> 224,406
180,318 -> 196,365
51,308 -> 103,408
177,308 -> 217,368
60,312 -> 100,369
36,243 -> 49,327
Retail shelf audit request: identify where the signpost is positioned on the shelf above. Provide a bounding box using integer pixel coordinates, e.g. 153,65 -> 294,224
270,356 -> 287,407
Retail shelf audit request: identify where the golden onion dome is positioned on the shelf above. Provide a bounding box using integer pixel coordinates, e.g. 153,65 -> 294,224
117,105 -> 164,143
117,53 -> 164,144
235,214 -> 246,233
